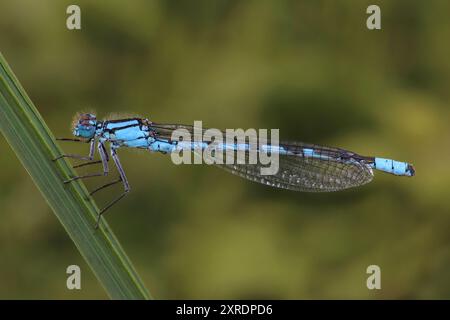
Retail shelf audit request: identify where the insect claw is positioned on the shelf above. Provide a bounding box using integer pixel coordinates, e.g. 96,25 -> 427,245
94,216 -> 101,230
52,155 -> 64,161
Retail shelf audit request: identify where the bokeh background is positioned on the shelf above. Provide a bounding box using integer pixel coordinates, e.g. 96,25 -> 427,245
1,0 -> 450,299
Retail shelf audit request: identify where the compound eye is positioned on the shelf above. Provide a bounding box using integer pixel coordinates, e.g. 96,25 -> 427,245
79,113 -> 96,124
79,119 -> 92,127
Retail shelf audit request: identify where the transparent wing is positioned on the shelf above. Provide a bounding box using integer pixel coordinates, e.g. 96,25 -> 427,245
216,146 -> 374,192
150,123 -> 210,140
151,123 -> 374,192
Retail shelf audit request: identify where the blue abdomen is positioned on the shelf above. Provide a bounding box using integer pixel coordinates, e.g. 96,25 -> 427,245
372,157 -> 414,176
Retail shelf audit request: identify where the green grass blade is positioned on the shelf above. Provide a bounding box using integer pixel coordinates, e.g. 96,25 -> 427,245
0,52 -> 151,299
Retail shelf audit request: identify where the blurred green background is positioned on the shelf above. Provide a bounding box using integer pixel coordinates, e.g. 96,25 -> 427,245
1,0 -> 450,299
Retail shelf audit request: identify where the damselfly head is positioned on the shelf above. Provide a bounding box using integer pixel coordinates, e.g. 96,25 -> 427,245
72,113 -> 97,139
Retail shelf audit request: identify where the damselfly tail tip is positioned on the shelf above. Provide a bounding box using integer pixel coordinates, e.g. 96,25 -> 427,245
372,157 -> 415,177
407,164 -> 415,177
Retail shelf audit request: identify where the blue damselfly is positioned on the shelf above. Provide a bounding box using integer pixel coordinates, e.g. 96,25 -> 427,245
55,113 -> 415,228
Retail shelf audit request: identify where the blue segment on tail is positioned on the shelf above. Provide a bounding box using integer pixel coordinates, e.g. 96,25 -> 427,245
372,157 -> 414,176
150,140 -> 176,153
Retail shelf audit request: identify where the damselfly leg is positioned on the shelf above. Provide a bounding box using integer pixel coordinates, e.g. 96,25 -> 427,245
86,144 -> 123,195
94,147 -> 130,229
55,138 -> 130,228
53,138 -> 96,162
90,177 -> 122,196
73,160 -> 103,169
53,138 -> 130,229
71,142 -> 110,169
63,140 -> 109,183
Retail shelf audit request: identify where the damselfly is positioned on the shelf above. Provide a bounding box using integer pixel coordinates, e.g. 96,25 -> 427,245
55,113 -> 415,228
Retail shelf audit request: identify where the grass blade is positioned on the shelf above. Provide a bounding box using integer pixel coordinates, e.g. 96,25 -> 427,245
0,52 -> 151,299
